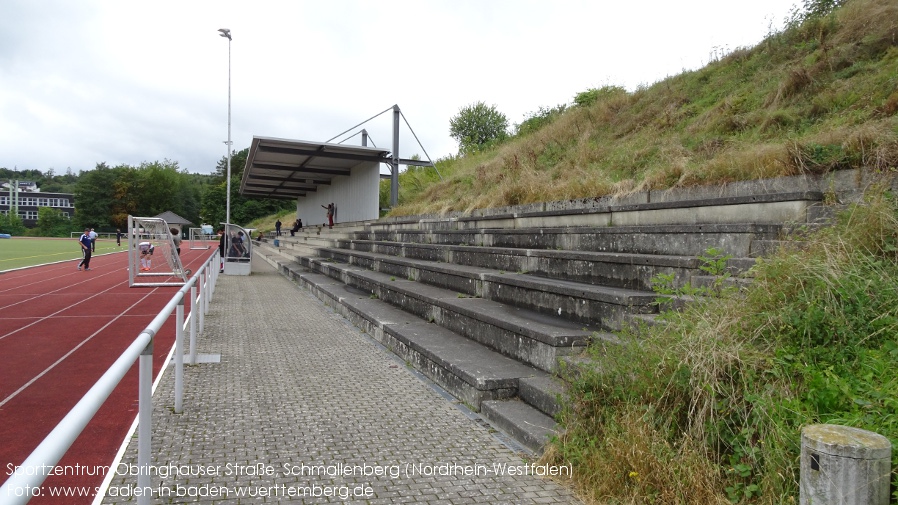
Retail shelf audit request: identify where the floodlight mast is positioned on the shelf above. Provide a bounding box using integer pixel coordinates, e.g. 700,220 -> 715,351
392,105 -> 399,207
218,28 -> 232,231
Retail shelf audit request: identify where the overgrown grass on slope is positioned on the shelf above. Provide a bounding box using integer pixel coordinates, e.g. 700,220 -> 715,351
244,209 -> 298,235
542,184 -> 898,504
387,0 -> 898,216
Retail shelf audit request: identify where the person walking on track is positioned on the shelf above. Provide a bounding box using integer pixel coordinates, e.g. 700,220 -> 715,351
77,228 -> 92,271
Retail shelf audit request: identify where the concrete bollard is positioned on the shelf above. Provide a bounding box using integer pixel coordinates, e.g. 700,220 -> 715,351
800,424 -> 892,505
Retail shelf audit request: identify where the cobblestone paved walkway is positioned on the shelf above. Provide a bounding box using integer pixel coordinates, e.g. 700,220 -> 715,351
102,256 -> 580,504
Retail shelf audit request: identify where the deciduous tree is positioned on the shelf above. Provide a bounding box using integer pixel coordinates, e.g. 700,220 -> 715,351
449,102 -> 509,155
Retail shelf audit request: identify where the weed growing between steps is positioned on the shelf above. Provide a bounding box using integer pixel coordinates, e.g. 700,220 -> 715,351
543,185 -> 898,504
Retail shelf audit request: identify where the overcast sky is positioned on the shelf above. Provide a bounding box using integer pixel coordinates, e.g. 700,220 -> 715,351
1,0 -> 797,176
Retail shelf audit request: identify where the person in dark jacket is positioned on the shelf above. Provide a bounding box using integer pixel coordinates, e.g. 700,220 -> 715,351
77,228 -> 92,271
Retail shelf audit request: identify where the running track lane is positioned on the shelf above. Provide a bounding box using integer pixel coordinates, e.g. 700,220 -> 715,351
0,248 -> 216,504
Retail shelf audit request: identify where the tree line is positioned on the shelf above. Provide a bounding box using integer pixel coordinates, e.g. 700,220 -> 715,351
0,149 -> 293,237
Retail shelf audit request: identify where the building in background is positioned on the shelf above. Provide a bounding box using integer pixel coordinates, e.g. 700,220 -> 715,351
0,180 -> 75,228
152,211 -> 193,237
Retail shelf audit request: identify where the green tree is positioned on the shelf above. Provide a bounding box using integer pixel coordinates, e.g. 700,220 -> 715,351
35,207 -> 72,237
449,101 -> 509,155
75,160 -> 208,231
0,213 -> 26,235
74,162 -> 126,230
134,160 -> 183,217
212,147 -> 248,182
200,148 -> 292,227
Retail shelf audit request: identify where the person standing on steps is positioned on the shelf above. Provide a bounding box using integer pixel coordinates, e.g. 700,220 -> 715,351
218,228 -> 225,272
321,202 -> 334,229
275,219 -> 282,237
77,228 -> 92,271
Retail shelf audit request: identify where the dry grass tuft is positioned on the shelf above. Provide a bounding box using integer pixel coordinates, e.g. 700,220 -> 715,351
543,408 -> 730,505
766,67 -> 813,108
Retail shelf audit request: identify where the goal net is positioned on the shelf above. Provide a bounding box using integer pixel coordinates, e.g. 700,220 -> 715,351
188,227 -> 213,250
128,216 -> 189,287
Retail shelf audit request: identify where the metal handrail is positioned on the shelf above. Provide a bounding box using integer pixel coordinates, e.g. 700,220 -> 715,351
0,251 -> 220,505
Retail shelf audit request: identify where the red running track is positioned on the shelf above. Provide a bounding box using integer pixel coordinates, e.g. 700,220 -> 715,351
0,248 -> 216,504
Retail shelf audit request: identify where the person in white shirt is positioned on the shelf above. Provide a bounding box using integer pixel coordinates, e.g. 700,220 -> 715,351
138,241 -> 155,271
89,228 -> 98,252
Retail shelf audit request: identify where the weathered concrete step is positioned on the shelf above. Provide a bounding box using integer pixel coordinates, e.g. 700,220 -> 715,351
253,245 -> 304,270
690,275 -> 754,292
355,223 -> 784,258
260,239 -> 324,257
372,192 -> 822,232
622,313 -> 661,334
483,274 -> 656,330
336,239 -> 745,291
318,247 -> 493,294
480,399 -> 557,453
303,258 -> 605,372
807,202 -> 848,223
519,375 -> 567,419
314,247 -> 659,329
278,235 -> 348,246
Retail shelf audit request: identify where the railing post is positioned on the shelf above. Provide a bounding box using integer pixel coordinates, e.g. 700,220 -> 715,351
174,295 -> 184,414
210,253 -> 218,300
207,264 -> 214,309
199,270 -> 206,334
137,338 -> 153,505
189,284 -> 198,365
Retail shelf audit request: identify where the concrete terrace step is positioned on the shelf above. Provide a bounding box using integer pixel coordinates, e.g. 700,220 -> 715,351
335,238 -> 756,291
519,375 -> 567,419
355,223 -> 785,259
301,257 -> 604,372
372,191 -> 823,232
480,399 -> 557,454
311,247 -> 657,331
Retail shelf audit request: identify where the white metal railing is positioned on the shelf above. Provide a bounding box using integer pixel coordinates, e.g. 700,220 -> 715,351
0,251 -> 220,505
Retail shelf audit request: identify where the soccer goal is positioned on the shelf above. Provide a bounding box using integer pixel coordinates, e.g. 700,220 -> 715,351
128,215 -> 191,287
188,227 -> 212,250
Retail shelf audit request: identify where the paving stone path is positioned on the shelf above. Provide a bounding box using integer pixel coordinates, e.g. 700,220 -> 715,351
102,256 -> 581,504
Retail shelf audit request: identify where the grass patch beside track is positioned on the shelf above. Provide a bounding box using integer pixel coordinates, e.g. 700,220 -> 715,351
0,237 -> 126,271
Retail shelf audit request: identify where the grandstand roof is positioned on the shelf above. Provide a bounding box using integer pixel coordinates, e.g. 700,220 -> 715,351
240,136 -> 392,200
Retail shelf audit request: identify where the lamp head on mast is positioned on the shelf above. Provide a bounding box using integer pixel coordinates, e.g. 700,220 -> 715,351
218,28 -> 231,40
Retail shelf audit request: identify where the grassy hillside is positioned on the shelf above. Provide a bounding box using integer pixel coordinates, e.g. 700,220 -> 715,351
387,0 -> 897,216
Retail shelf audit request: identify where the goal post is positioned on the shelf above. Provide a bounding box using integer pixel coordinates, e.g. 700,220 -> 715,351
188,227 -> 212,250
128,215 -> 190,287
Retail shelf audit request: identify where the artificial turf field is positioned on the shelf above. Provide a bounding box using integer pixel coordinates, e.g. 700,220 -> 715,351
0,246 -> 216,504
0,237 -> 125,271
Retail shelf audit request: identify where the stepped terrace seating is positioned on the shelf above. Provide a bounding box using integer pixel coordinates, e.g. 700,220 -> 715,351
255,180 -> 843,452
